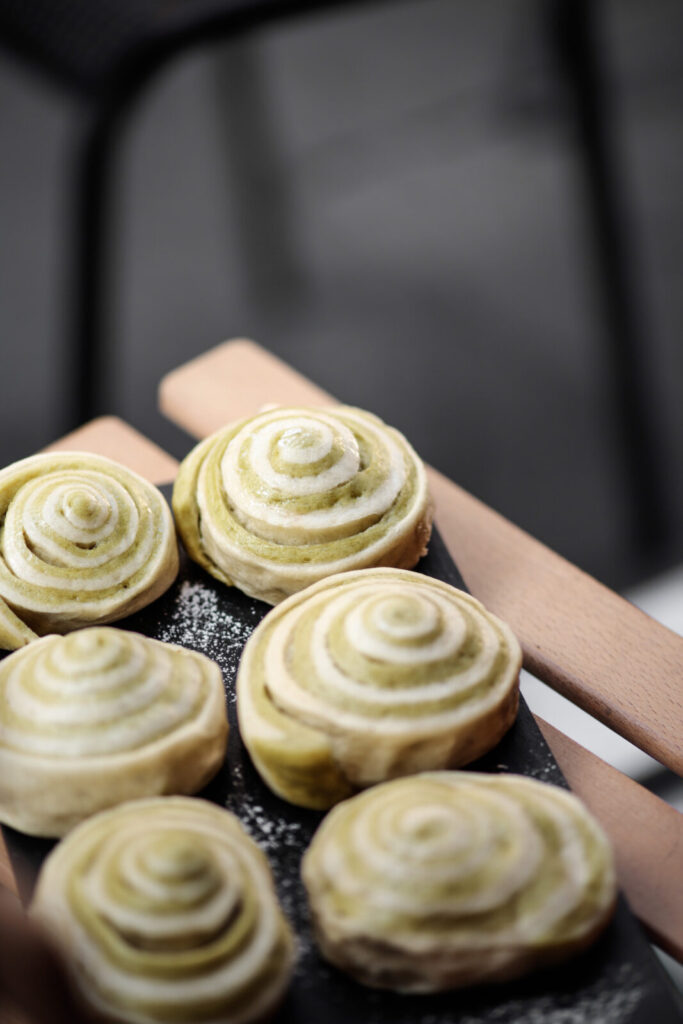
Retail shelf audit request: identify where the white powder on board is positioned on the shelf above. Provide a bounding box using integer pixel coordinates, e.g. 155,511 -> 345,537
360,962 -> 646,1024
157,579 -> 254,694
237,798 -> 313,961
239,801 -> 304,856
467,965 -> 645,1024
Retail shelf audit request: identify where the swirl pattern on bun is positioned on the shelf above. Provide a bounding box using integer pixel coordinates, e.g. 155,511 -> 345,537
173,406 -> 433,605
0,452 -> 178,650
302,772 -> 617,992
32,797 -> 295,1024
0,628 -> 228,835
237,569 -> 521,808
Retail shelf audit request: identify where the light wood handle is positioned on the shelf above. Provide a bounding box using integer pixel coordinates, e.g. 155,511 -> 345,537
43,416 -> 180,483
0,834 -> 16,896
160,339 -> 683,775
536,717 -> 683,962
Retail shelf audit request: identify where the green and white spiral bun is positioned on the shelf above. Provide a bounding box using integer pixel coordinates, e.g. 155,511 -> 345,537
302,772 -> 617,992
0,452 -> 178,650
0,628 -> 228,836
237,569 -> 521,809
173,406 -> 433,605
32,797 -> 296,1024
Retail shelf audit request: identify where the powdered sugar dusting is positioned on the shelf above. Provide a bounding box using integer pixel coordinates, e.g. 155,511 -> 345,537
159,580 -> 251,657
240,801 -> 314,964
349,962 -> 647,1024
396,963 -> 646,1024
239,800 -> 304,856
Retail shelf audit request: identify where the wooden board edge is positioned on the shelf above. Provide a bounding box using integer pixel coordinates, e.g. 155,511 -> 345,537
537,716 -> 683,962
44,416 -> 179,484
0,833 -> 17,896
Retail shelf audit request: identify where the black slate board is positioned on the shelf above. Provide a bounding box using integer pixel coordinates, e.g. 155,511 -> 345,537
2,488 -> 681,1023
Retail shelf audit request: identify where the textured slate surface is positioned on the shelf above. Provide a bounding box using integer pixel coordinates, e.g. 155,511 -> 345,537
2,490 -> 681,1022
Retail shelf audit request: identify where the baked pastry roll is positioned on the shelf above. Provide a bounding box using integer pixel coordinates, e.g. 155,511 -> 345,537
237,568 -> 521,808
32,797 -> 296,1024
302,772 -> 617,992
173,405 -> 433,605
0,628 -> 228,836
0,452 -> 178,650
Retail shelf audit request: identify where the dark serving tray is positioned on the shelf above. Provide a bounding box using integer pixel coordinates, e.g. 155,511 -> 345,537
2,488 -> 681,1023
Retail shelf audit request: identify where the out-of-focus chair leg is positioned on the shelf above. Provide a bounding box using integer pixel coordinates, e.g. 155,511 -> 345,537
66,40 -> 306,433
551,0 -> 674,560
68,105 -> 121,430
212,39 -> 306,307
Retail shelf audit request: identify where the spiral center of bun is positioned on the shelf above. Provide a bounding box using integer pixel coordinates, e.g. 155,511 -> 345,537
341,587 -> 464,666
66,629 -> 105,657
228,413 -> 363,504
400,803 -> 456,842
63,486 -> 109,530
91,829 -> 238,952
58,628 -> 134,676
141,835 -> 218,889
369,594 -> 440,643
39,476 -> 121,548
66,628 -> 119,658
276,423 -> 332,465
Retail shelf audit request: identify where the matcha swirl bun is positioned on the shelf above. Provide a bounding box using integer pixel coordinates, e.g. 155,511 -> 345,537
0,452 -> 178,650
173,406 -> 433,605
32,797 -> 296,1024
237,569 -> 521,808
0,628 -> 228,836
302,772 -> 617,992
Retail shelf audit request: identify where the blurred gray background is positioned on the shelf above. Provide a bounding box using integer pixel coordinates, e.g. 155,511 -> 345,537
1,0 -> 682,593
